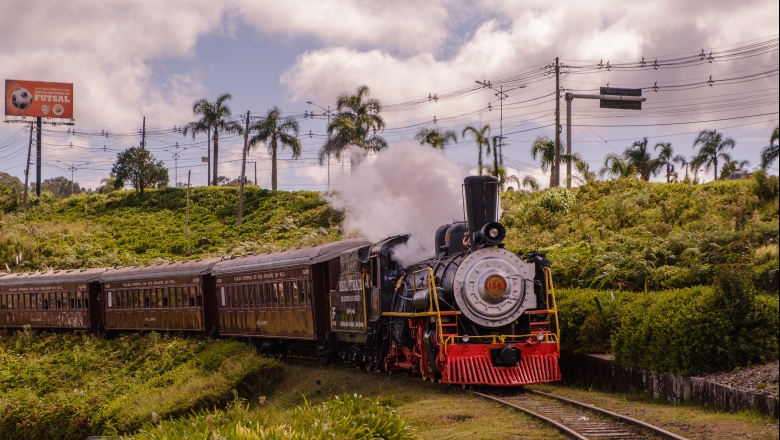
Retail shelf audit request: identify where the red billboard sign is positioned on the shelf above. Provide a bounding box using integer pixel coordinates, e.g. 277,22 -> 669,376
5,79 -> 73,119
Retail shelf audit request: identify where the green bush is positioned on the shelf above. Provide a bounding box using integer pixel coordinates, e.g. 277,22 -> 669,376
611,271 -> 779,375
119,394 -> 418,440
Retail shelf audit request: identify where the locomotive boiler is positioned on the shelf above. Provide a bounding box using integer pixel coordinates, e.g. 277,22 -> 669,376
326,176 -> 561,386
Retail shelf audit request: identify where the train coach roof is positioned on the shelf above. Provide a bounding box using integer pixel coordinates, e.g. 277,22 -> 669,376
0,268 -> 109,287
100,258 -> 223,283
211,239 -> 371,275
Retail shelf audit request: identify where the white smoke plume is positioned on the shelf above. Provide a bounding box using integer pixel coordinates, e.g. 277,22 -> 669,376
328,142 -> 470,266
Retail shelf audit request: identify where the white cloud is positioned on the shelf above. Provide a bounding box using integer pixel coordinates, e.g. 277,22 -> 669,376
234,0 -> 453,54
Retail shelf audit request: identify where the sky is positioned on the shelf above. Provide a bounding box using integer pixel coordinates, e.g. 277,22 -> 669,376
0,0 -> 778,191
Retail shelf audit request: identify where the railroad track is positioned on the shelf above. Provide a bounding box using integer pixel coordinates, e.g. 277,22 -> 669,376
474,389 -> 689,440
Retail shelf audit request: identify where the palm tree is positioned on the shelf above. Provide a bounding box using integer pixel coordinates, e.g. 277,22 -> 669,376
462,124 -> 491,175
249,106 -> 301,191
654,142 -> 676,183
415,128 -> 457,149
624,138 -> 661,181
530,135 -> 563,187
318,85 -> 386,169
691,129 -> 735,181
599,153 -> 637,179
719,158 -> 750,180
182,99 -> 214,185
522,176 -> 540,192
673,154 -> 689,181
573,159 -> 596,185
760,125 -> 779,170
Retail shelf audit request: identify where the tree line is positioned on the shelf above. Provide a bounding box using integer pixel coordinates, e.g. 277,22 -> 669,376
68,84 -> 780,194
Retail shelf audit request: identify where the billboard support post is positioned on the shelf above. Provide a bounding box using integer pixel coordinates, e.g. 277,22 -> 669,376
22,122 -> 33,210
36,117 -> 42,196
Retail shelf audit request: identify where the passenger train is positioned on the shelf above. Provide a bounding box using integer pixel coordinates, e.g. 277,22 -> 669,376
0,176 -> 560,386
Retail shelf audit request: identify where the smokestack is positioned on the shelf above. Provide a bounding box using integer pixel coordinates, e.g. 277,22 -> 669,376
463,175 -> 500,245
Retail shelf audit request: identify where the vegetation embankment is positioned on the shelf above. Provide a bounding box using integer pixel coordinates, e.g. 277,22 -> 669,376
0,330 -> 283,440
0,185 -> 344,270
502,173 -> 779,375
502,172 -> 779,292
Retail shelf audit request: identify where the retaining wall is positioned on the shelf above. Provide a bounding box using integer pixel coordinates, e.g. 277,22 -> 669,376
559,351 -> 778,418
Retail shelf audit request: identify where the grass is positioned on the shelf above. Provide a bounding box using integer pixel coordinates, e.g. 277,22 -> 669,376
0,329 -> 284,440
264,361 -> 565,440
528,382 -> 779,440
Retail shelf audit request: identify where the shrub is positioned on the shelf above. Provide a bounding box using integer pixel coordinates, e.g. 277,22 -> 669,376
611,270 -> 779,375
120,394 -> 418,440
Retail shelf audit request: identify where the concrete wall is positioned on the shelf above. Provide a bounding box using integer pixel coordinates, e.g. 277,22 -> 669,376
560,351 -> 778,418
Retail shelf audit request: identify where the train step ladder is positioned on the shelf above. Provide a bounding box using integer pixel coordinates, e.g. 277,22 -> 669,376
525,309 -> 555,334
438,311 -> 459,337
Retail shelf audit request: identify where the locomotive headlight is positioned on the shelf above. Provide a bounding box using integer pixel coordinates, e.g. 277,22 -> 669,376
536,333 -> 545,341
488,227 -> 500,238
462,334 -> 470,343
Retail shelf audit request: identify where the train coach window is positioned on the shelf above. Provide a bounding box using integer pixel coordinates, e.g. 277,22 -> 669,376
43,299 -> 49,310
220,287 -> 226,306
144,290 -> 150,308
50,292 -> 55,309
292,282 -> 299,308
196,295 -> 203,307
56,292 -> 62,309
83,297 -> 89,309
1,294 -> 6,310
270,283 -> 278,308
107,292 -> 113,308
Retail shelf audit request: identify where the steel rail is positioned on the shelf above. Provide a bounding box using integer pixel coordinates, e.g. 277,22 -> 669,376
526,389 -> 689,440
472,388 -> 690,440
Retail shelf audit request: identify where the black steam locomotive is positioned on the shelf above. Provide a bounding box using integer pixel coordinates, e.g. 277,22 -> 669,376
0,176 -> 560,387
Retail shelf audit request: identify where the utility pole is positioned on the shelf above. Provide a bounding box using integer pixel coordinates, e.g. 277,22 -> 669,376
553,57 -> 561,187
141,116 -> 146,149
36,116 -> 42,196
492,136 -> 500,178
566,93 -> 572,189
167,143 -> 187,186
253,161 -> 257,187
67,164 -> 78,196
474,81 -> 524,172
207,127 -> 211,186
185,170 -> 191,236
236,110 -> 250,227
307,101 -> 334,191
22,122 -> 33,210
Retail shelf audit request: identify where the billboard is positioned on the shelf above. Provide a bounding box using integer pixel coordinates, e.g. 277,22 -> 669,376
5,79 -> 73,119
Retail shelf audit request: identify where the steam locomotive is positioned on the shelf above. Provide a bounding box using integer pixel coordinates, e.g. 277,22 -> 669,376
0,176 -> 560,387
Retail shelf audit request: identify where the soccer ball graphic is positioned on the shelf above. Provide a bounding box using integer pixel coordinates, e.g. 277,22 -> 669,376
11,88 -> 32,110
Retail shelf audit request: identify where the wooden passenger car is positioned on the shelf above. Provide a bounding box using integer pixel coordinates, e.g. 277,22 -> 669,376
100,258 -> 221,332
0,268 -> 107,329
211,239 -> 369,340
